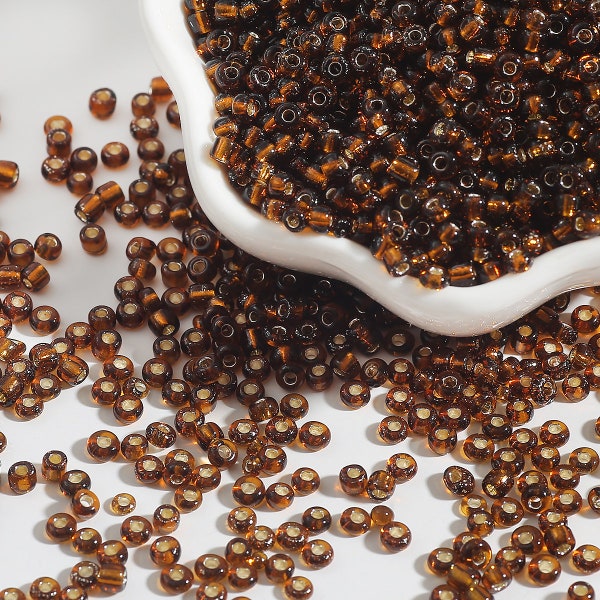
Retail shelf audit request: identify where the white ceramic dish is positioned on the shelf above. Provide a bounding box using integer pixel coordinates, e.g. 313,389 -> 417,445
140,0 -> 600,336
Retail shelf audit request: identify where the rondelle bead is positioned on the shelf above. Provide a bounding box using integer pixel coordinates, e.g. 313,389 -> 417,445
134,454 -> 164,484
379,521 -> 411,552
153,504 -> 180,534
298,421 -> 331,450
160,564 -> 194,594
72,528 -> 102,555
495,545 -> 526,574
539,419 -> 570,447
193,463 -> 221,492
430,585 -> 460,600
120,515 -> 153,546
386,452 -> 418,482
573,544 -> 600,574
8,460 -> 36,494
150,536 -> 181,567
89,88 -> 116,119
46,512 -> 77,542
232,474 -> 265,506
339,506 -> 371,536
543,524 -> 576,557
29,577 -> 61,600
570,447 -> 600,474
265,482 -> 295,510
290,467 -> 320,496
511,525 -> 544,555
120,433 -> 148,461
227,507 -> 256,534
265,553 -> 295,584
59,469 -> 91,497
283,576 -> 313,600
96,540 -> 128,565
568,581 -> 596,600
443,465 -> 475,496
101,142 -> 129,168
339,464 -> 367,496
113,394 -> 144,424
301,506 -> 332,535
227,564 -> 257,592
111,493 -> 136,516
67,172 -> 93,195
174,484 -> 203,512
531,445 -> 561,472
70,561 -> 99,589
41,156 -> 70,182
528,552 -> 561,586
339,380 -> 370,408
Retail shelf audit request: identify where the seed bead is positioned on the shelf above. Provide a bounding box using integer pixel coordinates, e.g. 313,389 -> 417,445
72,489 -> 100,519
527,553 -> 561,586
29,577 -> 61,600
298,421 -> 330,450
150,536 -> 181,567
494,545 -> 526,574
153,504 -> 180,534
290,467 -> 320,496
174,484 -> 203,512
567,581 -> 596,600
194,554 -> 228,582
46,513 -> 77,542
120,515 -> 153,546
386,453 -> 418,483
96,540 -> 128,566
573,545 -> 600,574
7,460 -> 37,494
380,521 -> 411,552
339,506 -> 371,536
283,576 -> 313,600
264,553 -> 295,584
160,564 -> 194,594
71,528 -> 102,555
89,88 -> 116,119
86,430 -> 119,462
227,507 -> 256,534
101,142 -> 129,168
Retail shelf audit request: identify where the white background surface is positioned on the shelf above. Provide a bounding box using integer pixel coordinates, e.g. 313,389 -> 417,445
0,3 -> 599,599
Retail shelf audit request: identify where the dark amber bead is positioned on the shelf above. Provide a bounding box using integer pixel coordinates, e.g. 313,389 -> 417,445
113,394 -> 143,424
111,493 -> 136,516
447,563 -> 481,590
387,452 -> 418,483
67,171 -> 93,195
427,425 -> 457,454
96,564 -> 126,595
6,239 -> 34,268
86,430 -> 119,462
56,354 -> 89,387
407,403 -> 438,435
14,394 -> 44,420
232,474 -> 265,506
145,421 -> 177,449
120,433 -> 148,461
298,421 -> 330,450
567,581 -> 596,600
74,193 -> 104,223
554,489 -> 583,515
89,88 -> 116,118
196,583 -> 227,600
120,515 -> 152,546
159,563 -> 194,595
29,577 -> 61,599
42,450 -> 67,482
290,467 -> 320,496
193,463 -> 221,492
430,585 -> 460,600
543,524 -> 576,557
153,504 -> 180,535
339,380 -> 371,409
511,525 -> 544,555
41,156 -> 70,182
59,470 -> 91,497
150,536 -> 181,567
225,537 -> 253,565
70,561 -> 99,589
339,464 -> 367,496
366,469 -> 396,502
20,262 -> 50,291
443,465 -> 475,496
46,512 -> 77,541
508,428 -> 538,454
300,506 -> 331,535
491,497 -> 524,528
174,484 -> 203,512
339,506 -> 371,536
72,528 -> 102,555
572,305 -> 600,333
101,142 -> 129,168
550,464 -> 580,490
8,460 -> 36,494
280,393 -> 309,420
573,544 -> 600,574
227,564 -> 257,592
134,454 -> 164,484
527,552 -> 561,585
0,160 -> 19,189
227,507 -> 256,534
246,525 -> 275,552
265,482 -> 295,510
79,224 -> 107,255
0,265 -> 21,290
96,540 -> 128,566
494,545 -> 525,574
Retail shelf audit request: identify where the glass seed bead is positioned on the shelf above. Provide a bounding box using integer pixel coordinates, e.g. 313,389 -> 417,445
225,537 -> 253,565
302,506 -> 331,535
443,465 -> 475,496
276,522 -> 309,552
572,305 -> 600,333
460,495 -> 488,517
290,467 -> 319,496
573,544 -> 600,574
193,463 -> 221,492
66,169 -> 93,194
89,88 -> 116,118
120,434 -> 148,461
531,445 -> 561,472
371,505 -> 394,526
339,464 -> 367,496
72,489 -> 100,519
174,484 -> 203,512
427,547 -> 457,575
134,455 -> 164,484
380,521 -> 411,552
265,482 -> 295,510
491,497 -> 524,528
8,460 -> 36,494
113,394 -> 144,424
466,509 -> 495,537
96,564 -> 127,595
366,469 -> 396,502
0,161 -> 19,189
265,553 -> 295,584
86,430 -> 119,462
283,576 -> 313,600
120,515 -> 153,546
528,553 -> 561,586
430,585 -> 460,600
41,156 -> 70,182
96,540 -> 128,566
41,450 -> 67,481
246,525 -> 275,552
70,561 -> 99,590
387,452 -> 418,482
196,583 -> 227,600
160,564 -> 194,594
543,524 -> 576,557
227,564 -> 257,592
495,545 -> 525,574
339,506 -> 371,536
150,536 -> 181,567
71,528 -> 102,555
153,504 -> 180,534
511,525 -> 544,555
227,507 -> 256,534
111,493 -> 136,516
567,581 -> 596,600
298,421 -> 330,450
232,474 -> 265,506
46,513 -> 77,542
29,577 -> 61,600
60,470 -> 91,497
447,563 -> 481,590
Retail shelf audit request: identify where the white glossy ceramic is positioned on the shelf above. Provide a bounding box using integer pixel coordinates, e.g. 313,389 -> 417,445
140,0 -> 600,336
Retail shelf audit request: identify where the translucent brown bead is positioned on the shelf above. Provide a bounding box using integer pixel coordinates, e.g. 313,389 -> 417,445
29,577 -> 61,600
160,564 -> 194,594
264,553 -> 295,584
387,452 -> 418,483
96,564 -> 127,595
153,504 -> 180,534
573,544 -> 600,574
79,224 -> 107,255
568,581 -> 596,600
443,465 -> 475,496
150,536 -> 181,567
41,450 -> 67,481
134,454 -> 164,484
194,554 -> 228,582
96,540 -> 128,566
72,528 -> 102,555
120,515 -> 152,546
46,512 -> 77,542
174,484 -> 203,512
120,433 -> 148,461
232,474 -> 265,506
41,156 -> 70,182
527,552 -> 561,585
110,493 -> 136,516
70,561 -> 99,589
89,88 -> 116,119
298,420 -> 330,450
511,525 -> 544,555
72,489 -> 100,520
8,460 -> 36,494
291,467 -> 320,496
227,507 -> 256,534
113,394 -> 143,424
59,469 -> 91,497
339,464 -> 368,496
339,506 -> 371,536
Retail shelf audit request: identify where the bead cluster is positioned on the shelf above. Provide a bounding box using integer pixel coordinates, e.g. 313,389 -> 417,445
1,66 -> 600,600
186,0 -> 600,288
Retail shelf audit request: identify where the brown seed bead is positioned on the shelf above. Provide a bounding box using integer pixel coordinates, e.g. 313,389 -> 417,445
227,507 -> 256,534
79,224 -> 107,255
46,128 -> 71,158
366,469 -> 396,502
46,513 -> 77,542
266,482 -> 295,510
138,138 -> 165,161
174,484 -> 203,512
70,561 -> 99,589
41,450 -> 67,481
467,509 -> 495,537
72,528 -> 102,555
20,261 -> 50,292
511,525 -> 544,555
539,419 -> 570,447
34,233 -> 62,262
570,447 -> 600,475
265,553 -> 295,584
7,460 -> 36,494
447,563 -> 481,590
113,394 -> 144,424
59,470 -> 91,498
427,547 -> 457,576
96,540 -> 128,566
339,506 -> 371,536
430,585 -> 460,600
69,170 -> 94,195
573,545 -> 600,574
89,88 -> 116,119
193,463 -> 221,492
196,583 -> 227,600
150,76 -> 172,102
339,464 -> 367,496
531,445 -> 561,472
144,421 -> 176,449
228,419 -> 259,446
379,521 -> 411,553
14,394 -> 44,420
495,545 -> 526,574
283,576 -> 313,600
427,425 -> 457,455
265,415 -> 298,445
300,506 -> 331,535
482,469 -> 514,499
227,564 -> 257,592
339,380 -> 370,408
29,577 -> 61,600
153,504 -> 180,534
44,115 -> 72,134
572,305 -> 600,333
407,403 -> 438,435
166,100 -> 181,127
130,115 -> 159,140
443,465 -> 475,497
298,420 -> 331,450
460,495 -> 488,518
72,489 -> 100,520
368,505 -> 393,528
563,373 -> 592,401
6,240 -> 33,268
122,376 -> 149,399
41,156 -> 70,182
527,552 -> 561,586
96,564 -> 127,595
131,92 -> 156,117
0,265 -> 21,291
232,474 -> 265,506
120,433 -> 148,461
387,452 -> 418,483
0,161 -> 20,188
111,493 -> 136,516
550,464 -> 581,490
491,497 -> 524,528
150,536 -> 181,567
101,142 -> 129,168
508,428 -> 538,455
134,455 -> 164,484
290,467 -> 319,496
120,515 -> 152,546
279,393 -> 309,420
70,147 -> 98,174
207,437 -> 238,470
225,537 -> 253,565
276,522 -> 309,552
568,582 -> 596,600
246,525 -> 275,552
86,430 -> 119,462
160,564 -> 194,594
543,524 -> 576,557
538,508 -> 568,533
